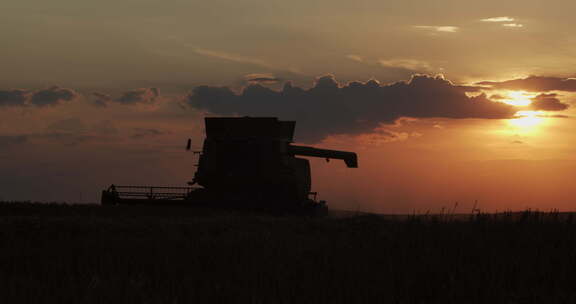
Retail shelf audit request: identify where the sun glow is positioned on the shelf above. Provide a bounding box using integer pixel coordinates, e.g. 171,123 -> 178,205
508,111 -> 544,129
503,91 -> 533,106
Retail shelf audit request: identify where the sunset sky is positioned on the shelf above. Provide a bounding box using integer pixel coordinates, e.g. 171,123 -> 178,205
2,0 -> 576,213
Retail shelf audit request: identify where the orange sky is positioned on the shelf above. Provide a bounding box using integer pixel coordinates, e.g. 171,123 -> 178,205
1,0 -> 576,213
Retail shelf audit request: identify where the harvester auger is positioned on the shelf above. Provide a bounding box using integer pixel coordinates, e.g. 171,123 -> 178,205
101,117 -> 358,215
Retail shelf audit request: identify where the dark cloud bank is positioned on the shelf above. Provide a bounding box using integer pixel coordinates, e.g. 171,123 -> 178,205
187,75 -> 518,142
0,75 -> 571,143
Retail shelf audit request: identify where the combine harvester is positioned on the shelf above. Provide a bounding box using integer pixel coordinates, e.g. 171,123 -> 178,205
101,117 -> 358,215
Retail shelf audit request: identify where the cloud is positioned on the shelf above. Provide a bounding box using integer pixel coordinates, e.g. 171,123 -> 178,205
378,59 -> 432,72
480,17 -> 523,29
48,118 -> 118,136
346,54 -> 364,62
481,17 -> 515,22
503,23 -> 523,28
529,93 -> 569,111
0,90 -> 28,107
477,76 -> 576,92
413,26 -> 459,33
0,87 -> 77,108
89,88 -> 161,106
0,135 -> 28,148
90,92 -> 112,107
117,88 -> 160,105
34,132 -> 96,146
193,48 -> 272,68
489,94 -> 506,100
47,118 -> 86,133
187,74 -> 516,142
243,73 -> 281,84
191,47 -> 304,77
27,118 -> 119,146
30,86 -> 79,107
545,114 -> 570,118
91,120 -> 118,136
355,130 -> 420,146
40,118 -> 95,146
0,132 -> 90,148
131,128 -> 168,139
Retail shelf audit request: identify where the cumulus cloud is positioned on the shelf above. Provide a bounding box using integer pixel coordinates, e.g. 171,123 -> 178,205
477,76 -> 576,92
529,93 -> 569,111
30,86 -> 79,107
187,74 -> 516,142
0,87 -> 78,108
413,26 -> 459,33
0,90 -> 28,107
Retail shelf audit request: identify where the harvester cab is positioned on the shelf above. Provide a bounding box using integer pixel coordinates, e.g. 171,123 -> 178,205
101,117 -> 358,214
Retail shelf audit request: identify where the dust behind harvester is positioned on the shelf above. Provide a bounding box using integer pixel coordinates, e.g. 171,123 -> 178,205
101,117 -> 358,214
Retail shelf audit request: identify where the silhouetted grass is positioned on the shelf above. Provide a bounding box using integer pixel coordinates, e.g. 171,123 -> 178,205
1,202 -> 576,303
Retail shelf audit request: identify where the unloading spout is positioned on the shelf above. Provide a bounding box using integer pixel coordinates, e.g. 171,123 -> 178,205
288,145 -> 358,168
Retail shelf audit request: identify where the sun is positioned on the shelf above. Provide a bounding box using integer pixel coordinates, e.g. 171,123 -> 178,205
500,91 -> 549,133
508,111 -> 544,129
502,91 -> 534,106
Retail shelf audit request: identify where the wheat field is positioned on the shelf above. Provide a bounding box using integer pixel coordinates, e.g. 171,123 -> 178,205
1,202 -> 575,303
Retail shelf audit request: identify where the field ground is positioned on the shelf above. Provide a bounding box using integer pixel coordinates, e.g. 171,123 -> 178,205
1,202 -> 576,303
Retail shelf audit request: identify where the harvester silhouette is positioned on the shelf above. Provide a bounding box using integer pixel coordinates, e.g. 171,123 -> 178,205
101,117 -> 358,214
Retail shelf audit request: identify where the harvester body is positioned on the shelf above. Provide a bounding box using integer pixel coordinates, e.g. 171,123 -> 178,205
102,117 -> 357,214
